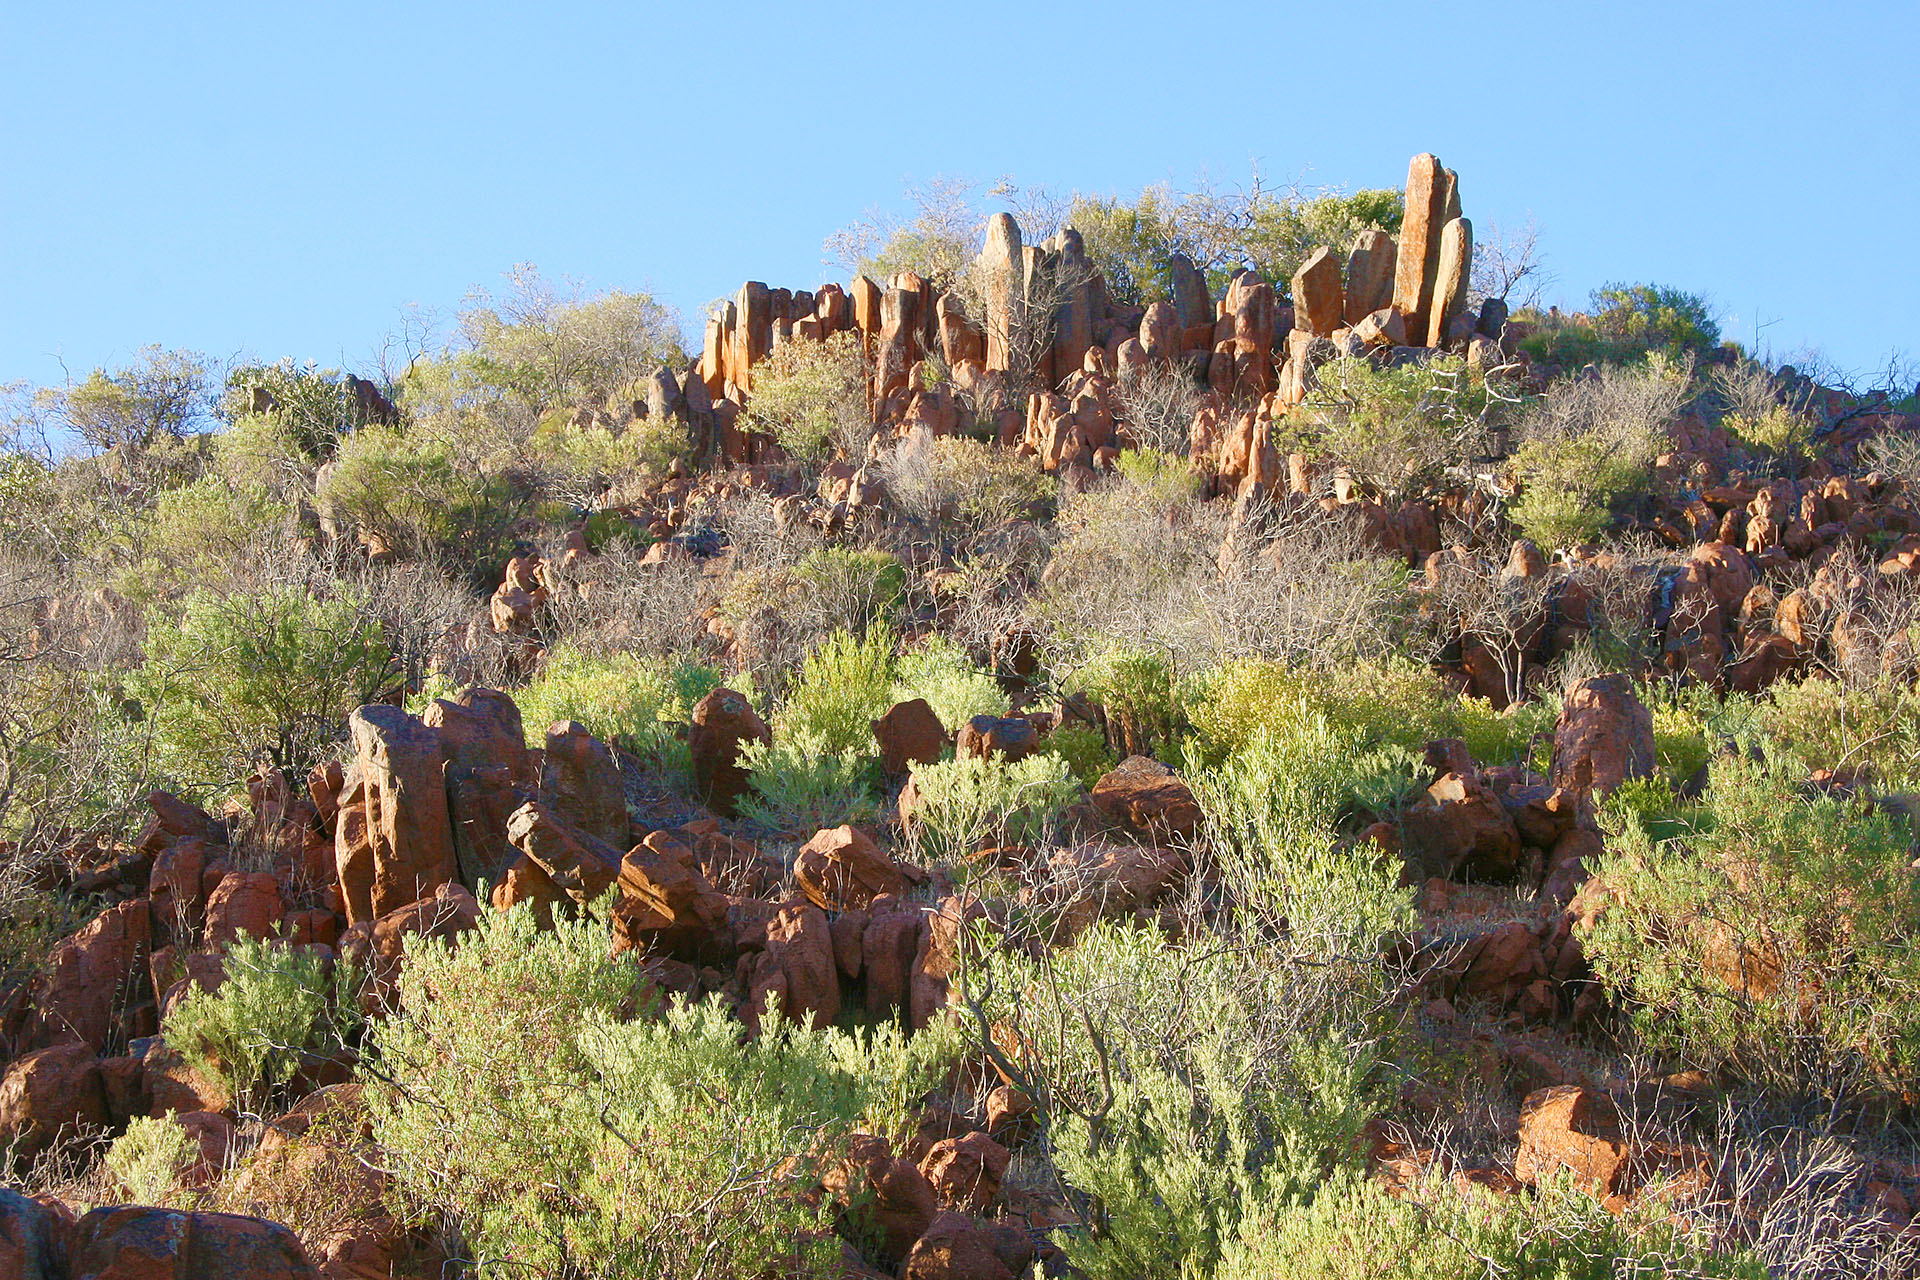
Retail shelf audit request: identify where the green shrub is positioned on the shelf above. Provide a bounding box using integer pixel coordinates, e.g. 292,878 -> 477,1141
1219,1170 -> 1761,1280
106,1113 -> 197,1207
318,422 -> 528,571
1506,358 -> 1682,550
1113,448 -> 1201,501
1188,658 -> 1550,773
1069,646 -> 1188,760
528,410 -> 689,495
130,475 -> 292,600
1517,283 -> 1721,369
162,937 -> 361,1115
220,360 -> 371,459
1283,355 -> 1499,502
776,628 -> 896,757
513,647 -> 724,785
973,920 -> 1403,1280
1182,721 -> 1414,948
367,903 -> 956,1278
1758,674 -> 1920,787
891,634 -> 1003,733
131,584 -> 392,793
903,751 -> 1077,862
877,434 -> 1057,545
745,331 -> 872,463
1583,752 -> 1920,1092
737,739 -> 879,835
1044,721 -> 1116,790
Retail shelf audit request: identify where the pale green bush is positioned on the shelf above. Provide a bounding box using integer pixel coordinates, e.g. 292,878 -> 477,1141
367,903 -> 956,1278
744,331 -> 871,463
105,1114 -> 196,1207
903,752 -> 1076,862
776,628 -> 896,757
1219,1171 -> 1759,1280
513,647 -> 725,785
891,634 -> 1003,734
162,937 -> 361,1116
131,584 -> 392,792
1583,752 -> 1920,1092
737,739 -> 879,835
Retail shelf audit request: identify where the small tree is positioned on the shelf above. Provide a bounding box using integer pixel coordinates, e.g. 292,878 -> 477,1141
52,346 -> 212,451
744,331 -> 872,463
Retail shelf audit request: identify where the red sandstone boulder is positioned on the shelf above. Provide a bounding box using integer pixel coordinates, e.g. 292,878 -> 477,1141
70,1206 -> 320,1280
919,1131 -> 1010,1214
21,899 -> 152,1054
203,871 -> 285,948
505,801 -> 620,905
1550,675 -> 1654,799
689,688 -> 770,817
542,720 -> 628,851
822,1133 -> 939,1266
0,1187 -> 70,1279
955,715 -> 1037,763
1089,756 -> 1201,843
873,698 -> 949,776
900,1211 -> 1016,1280
795,825 -> 904,912
339,705 -> 458,925
746,901 -> 840,1033
1399,743 -> 1523,882
0,1044 -> 106,1163
1513,1085 -> 1629,1198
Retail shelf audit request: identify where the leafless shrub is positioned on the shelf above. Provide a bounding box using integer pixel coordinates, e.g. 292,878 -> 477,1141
1112,362 -> 1208,457
536,537 -> 721,663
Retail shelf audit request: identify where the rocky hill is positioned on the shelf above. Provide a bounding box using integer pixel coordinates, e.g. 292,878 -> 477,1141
1,153 -> 1918,1279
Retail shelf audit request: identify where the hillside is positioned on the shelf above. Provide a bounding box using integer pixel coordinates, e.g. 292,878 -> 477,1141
3,152 -> 1920,1279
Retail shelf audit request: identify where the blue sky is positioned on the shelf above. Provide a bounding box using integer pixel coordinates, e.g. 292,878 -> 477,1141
2,1 -> 1914,395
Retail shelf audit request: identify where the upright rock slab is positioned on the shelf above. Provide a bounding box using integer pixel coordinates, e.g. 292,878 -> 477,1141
343,705 -> 457,923
1427,216 -> 1473,348
1345,229 -> 1397,323
980,213 -> 1024,374
1291,246 -> 1345,338
1392,154 -> 1451,345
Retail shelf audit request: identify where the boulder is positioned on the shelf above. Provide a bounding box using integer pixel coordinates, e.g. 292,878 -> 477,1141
342,705 -> 458,924
1391,153 -> 1451,342
542,721 -> 628,850
822,1133 -> 939,1266
424,688 -> 536,893
794,826 -> 904,912
1549,676 -> 1654,799
0,1044 -> 106,1163
148,838 -> 210,944
0,1187 -> 70,1280
900,1211 -> 1016,1280
862,900 -> 947,1031
1291,246 -> 1345,338
203,872 -> 284,948
1089,756 -> 1201,843
1344,229 -> 1397,324
745,901 -> 839,1033
955,716 -> 1037,763
688,688 -> 770,817
613,833 -> 729,959
21,898 -> 152,1054
1513,1085 -> 1629,1198
504,801 -> 620,905
1039,842 -> 1187,939
1399,743 -> 1523,881
873,699 -> 949,776
70,1206 -> 320,1280
919,1131 -> 1010,1214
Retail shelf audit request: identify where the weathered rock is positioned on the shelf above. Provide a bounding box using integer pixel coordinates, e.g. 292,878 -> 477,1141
955,716 -> 1037,763
1291,246 -> 1345,337
203,872 -> 284,948
689,688 -> 770,818
0,1044 -> 106,1163
343,705 -> 457,924
980,214 -> 1024,374
1344,229 -> 1397,323
795,825 -> 904,912
1352,306 -> 1407,349
919,1131 -> 1010,1214
746,901 -> 840,1032
613,833 -> 728,959
823,1133 -> 939,1266
1427,217 -> 1473,348
71,1206 -> 320,1280
1089,756 -> 1201,843
862,900 -> 948,1030
1039,842 -> 1187,939
504,801 -> 620,905
0,1187 -> 70,1280
21,898 -> 152,1054
873,699 -> 948,777
1399,744 -> 1523,881
542,721 -> 628,850
1392,154 -> 1450,343
423,688 -> 535,893
1550,676 -> 1654,799
1514,1086 -> 1629,1198
900,1210 -> 1016,1280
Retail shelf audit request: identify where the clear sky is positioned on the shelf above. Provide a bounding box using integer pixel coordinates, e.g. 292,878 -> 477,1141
2,1 -> 1914,395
